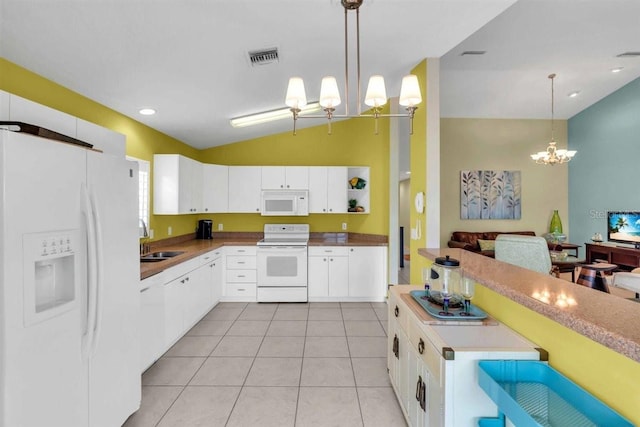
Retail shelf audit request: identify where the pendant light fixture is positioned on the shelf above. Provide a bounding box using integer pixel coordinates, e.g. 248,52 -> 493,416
284,0 -> 422,136
530,73 -> 577,165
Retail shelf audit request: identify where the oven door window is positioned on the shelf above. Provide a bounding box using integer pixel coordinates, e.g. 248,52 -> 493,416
266,256 -> 298,277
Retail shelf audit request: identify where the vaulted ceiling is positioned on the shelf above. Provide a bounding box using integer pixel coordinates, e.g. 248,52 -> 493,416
2,0 -> 639,149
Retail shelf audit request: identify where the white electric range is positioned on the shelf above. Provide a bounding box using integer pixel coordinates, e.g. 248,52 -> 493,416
256,224 -> 309,302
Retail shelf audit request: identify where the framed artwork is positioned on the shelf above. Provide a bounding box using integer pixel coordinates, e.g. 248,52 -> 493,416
461,170 -> 521,219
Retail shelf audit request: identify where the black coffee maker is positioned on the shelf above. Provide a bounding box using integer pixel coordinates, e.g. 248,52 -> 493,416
196,220 -> 213,239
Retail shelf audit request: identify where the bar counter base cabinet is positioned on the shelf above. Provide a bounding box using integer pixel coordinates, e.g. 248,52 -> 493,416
387,285 -> 542,427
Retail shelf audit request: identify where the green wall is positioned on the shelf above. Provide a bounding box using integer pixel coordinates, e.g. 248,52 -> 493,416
198,114 -> 390,235
0,57 -> 390,239
0,58 -> 201,239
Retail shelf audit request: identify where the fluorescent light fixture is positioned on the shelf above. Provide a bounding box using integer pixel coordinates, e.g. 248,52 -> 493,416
230,102 -> 321,128
139,108 -> 156,115
568,91 -> 580,98
611,67 -> 624,73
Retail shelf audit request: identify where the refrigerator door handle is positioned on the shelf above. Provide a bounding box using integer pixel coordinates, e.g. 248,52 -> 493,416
89,190 -> 104,357
81,183 -> 98,361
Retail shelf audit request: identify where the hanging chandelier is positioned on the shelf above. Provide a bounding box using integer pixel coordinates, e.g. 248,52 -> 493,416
284,0 -> 422,136
530,73 -> 577,165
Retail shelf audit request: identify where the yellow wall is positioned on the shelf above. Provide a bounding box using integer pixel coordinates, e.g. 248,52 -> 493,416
198,109 -> 391,235
1,58 -> 391,239
0,58 -> 201,239
474,284 -> 640,424
409,60 -> 429,284
440,118 -> 569,247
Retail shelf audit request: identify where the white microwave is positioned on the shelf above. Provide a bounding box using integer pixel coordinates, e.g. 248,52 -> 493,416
261,190 -> 309,216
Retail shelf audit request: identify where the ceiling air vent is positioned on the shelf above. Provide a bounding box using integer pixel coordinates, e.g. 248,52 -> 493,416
248,48 -> 279,66
616,52 -> 640,58
461,50 -> 486,56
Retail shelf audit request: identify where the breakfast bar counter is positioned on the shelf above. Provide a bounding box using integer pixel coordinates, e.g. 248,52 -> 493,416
419,247 -> 640,361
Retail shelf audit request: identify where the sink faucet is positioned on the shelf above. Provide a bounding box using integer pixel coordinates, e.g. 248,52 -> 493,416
139,218 -> 151,255
140,218 -> 149,238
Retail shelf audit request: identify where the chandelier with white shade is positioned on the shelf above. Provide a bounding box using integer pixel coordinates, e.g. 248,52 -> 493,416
284,0 -> 422,136
530,73 -> 577,165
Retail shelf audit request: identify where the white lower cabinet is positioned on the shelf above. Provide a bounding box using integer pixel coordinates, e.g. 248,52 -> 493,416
163,273 -> 188,349
388,285 -> 541,426
140,248 -> 224,372
308,247 -> 349,299
140,273 -> 166,372
348,246 -> 387,300
223,246 -> 257,301
308,245 -> 387,301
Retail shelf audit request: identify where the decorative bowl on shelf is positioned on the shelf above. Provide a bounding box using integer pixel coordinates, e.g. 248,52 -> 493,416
349,177 -> 366,189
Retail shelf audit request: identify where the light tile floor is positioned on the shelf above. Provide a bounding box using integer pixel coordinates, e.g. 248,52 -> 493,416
124,302 -> 406,427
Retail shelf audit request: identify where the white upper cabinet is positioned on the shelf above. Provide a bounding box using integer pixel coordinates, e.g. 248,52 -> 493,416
202,164 -> 228,213
228,166 -> 262,213
261,166 -> 309,190
308,167 -> 329,213
153,154 -> 202,214
327,166 -> 348,213
309,166 -> 348,213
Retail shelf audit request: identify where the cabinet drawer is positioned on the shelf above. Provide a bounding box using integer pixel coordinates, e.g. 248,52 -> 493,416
308,246 -> 349,256
226,246 -> 257,256
227,256 -> 257,269
226,269 -> 257,283
225,283 -> 257,297
388,292 -> 410,334
409,321 -> 443,387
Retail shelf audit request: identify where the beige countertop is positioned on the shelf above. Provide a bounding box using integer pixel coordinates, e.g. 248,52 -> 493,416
141,232 -> 387,280
418,247 -> 640,363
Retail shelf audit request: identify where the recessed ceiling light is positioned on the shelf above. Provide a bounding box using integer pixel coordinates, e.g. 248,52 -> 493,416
139,108 -> 156,116
611,67 -> 624,73
568,91 -> 580,98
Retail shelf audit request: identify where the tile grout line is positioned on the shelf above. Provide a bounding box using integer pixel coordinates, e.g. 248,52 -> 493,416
223,302 -> 277,427
342,304 -> 367,427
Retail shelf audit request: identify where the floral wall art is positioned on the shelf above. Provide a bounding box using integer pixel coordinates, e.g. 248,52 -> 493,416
460,170 -> 521,220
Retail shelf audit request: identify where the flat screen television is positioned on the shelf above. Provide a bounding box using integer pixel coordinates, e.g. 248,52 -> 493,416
607,211 -> 640,248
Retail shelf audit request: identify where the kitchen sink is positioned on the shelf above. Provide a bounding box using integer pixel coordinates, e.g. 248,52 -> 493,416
140,251 -> 185,262
145,251 -> 185,258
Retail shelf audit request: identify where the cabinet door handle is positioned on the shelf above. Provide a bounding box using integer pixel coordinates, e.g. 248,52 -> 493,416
238,275 -> 245,278
392,335 -> 399,359
416,376 -> 423,402
237,261 -> 246,264
418,338 -> 425,355
420,380 -> 426,411
394,305 -> 399,317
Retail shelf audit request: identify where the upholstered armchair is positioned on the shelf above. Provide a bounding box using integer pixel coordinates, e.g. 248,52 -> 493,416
612,268 -> 640,299
495,235 -> 557,276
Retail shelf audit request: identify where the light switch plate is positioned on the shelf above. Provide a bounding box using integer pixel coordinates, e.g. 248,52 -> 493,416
218,223 -> 223,231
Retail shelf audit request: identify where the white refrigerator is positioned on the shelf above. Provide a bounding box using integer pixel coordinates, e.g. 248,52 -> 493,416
0,129 -> 141,426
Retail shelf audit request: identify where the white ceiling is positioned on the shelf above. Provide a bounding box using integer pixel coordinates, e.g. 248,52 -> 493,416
1,0 -> 639,149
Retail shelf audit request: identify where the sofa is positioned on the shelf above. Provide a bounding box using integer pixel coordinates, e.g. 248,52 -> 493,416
448,231 -> 558,258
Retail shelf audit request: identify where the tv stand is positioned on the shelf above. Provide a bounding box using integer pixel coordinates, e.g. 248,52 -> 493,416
586,243 -> 640,271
